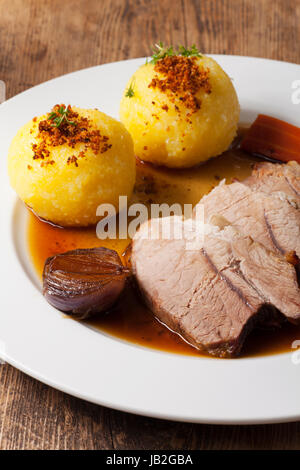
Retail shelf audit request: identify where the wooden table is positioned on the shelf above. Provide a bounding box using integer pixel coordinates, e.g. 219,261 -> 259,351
1,0 -> 300,450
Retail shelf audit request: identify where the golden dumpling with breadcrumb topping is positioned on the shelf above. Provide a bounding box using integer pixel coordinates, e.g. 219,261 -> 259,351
120,50 -> 239,168
8,105 -> 136,226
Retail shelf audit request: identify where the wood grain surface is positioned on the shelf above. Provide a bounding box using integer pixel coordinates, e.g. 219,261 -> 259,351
1,0 -> 300,450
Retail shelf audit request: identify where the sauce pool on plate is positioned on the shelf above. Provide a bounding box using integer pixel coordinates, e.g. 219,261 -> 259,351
27,135 -> 300,358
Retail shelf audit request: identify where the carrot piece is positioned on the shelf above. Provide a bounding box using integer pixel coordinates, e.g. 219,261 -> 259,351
240,114 -> 300,163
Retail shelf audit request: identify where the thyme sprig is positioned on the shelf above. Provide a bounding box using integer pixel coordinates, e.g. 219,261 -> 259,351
149,42 -> 175,64
125,81 -> 135,98
48,105 -> 76,128
148,42 -> 202,64
178,44 -> 202,57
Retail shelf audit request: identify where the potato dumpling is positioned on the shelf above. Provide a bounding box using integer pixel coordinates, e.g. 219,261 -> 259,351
120,53 -> 240,168
8,105 -> 136,227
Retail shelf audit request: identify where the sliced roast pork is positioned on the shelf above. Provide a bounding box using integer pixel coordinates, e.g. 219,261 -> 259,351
243,161 -> 300,206
131,216 -> 300,357
195,180 -> 300,257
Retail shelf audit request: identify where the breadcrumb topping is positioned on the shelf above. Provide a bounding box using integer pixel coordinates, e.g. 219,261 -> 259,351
31,105 -> 112,167
148,56 -> 211,113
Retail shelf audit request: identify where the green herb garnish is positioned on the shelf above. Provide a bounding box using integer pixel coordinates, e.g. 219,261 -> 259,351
148,42 -> 202,64
177,44 -> 202,58
48,105 -> 76,128
149,42 -> 175,64
125,81 -> 135,98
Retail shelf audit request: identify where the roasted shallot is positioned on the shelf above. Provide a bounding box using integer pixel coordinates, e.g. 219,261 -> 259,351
43,247 -> 130,319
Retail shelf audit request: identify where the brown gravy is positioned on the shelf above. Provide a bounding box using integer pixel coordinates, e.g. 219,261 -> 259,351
27,137 -> 300,358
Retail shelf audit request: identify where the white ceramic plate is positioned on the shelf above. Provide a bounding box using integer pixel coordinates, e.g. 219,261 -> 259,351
1,56 -> 300,425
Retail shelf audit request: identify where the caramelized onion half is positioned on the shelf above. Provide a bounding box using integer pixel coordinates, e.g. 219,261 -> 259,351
43,247 -> 130,319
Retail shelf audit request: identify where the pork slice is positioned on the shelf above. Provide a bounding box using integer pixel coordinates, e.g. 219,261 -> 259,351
229,233 -> 300,324
196,180 -> 300,257
208,222 -> 300,322
243,161 -> 300,206
131,217 -> 300,357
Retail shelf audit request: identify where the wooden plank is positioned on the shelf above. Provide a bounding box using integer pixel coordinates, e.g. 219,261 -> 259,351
0,0 -> 188,98
183,0 -> 300,62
